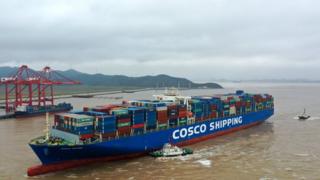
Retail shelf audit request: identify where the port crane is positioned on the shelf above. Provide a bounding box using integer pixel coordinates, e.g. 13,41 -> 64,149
0,65 -> 80,113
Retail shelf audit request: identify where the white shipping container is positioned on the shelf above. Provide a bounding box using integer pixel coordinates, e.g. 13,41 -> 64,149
229,106 -> 236,115
50,128 -> 80,144
156,106 -> 168,111
220,96 -> 228,101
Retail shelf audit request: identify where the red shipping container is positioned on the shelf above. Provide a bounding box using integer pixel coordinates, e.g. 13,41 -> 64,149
80,134 -> 94,140
117,118 -> 131,123
83,107 -> 89,112
100,132 -> 117,138
178,111 -> 187,118
118,126 -> 131,132
223,100 -> 229,104
132,123 -> 144,129
91,104 -> 122,113
195,117 -> 202,121
118,126 -> 131,136
118,131 -> 130,136
158,118 -> 168,124
157,110 -> 168,120
210,112 -> 217,119
235,102 -> 242,107
157,116 -> 168,121
211,105 -> 217,110
157,119 -> 168,123
168,105 -> 177,109
157,115 -> 168,120
203,117 -> 210,121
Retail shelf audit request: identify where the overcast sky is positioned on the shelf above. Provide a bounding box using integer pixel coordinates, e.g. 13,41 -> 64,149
0,0 -> 319,82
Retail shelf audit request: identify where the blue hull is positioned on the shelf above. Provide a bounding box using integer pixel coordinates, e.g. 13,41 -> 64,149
30,109 -> 274,165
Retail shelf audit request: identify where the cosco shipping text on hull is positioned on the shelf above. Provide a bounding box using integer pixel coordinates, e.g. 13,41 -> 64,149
172,116 -> 243,140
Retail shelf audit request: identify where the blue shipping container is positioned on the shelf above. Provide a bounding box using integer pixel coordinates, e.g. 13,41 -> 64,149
72,126 -> 94,132
146,111 -> 157,126
132,113 -> 145,124
96,129 -> 116,134
146,124 -> 157,130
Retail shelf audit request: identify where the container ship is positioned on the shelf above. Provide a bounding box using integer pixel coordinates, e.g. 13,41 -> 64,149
14,103 -> 73,118
27,90 -> 274,176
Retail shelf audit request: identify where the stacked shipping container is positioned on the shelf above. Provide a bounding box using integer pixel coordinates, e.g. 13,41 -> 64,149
145,108 -> 157,130
51,91 -> 273,143
111,109 -> 131,136
129,107 -> 145,135
53,113 -> 94,140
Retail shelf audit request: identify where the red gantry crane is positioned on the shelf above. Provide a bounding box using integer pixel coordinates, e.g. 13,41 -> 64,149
0,65 -> 80,113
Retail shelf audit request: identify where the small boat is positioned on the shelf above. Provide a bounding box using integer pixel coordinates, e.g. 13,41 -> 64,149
105,96 -> 123,100
149,143 -> 193,157
121,90 -> 135,93
72,94 -> 94,98
298,108 -> 310,120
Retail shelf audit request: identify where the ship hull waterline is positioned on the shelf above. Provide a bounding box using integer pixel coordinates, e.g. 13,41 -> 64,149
28,109 -> 273,176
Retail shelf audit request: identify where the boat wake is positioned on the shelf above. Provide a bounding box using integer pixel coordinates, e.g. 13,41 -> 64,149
195,159 -> 212,167
155,146 -> 215,167
154,156 -> 212,167
293,116 -> 320,121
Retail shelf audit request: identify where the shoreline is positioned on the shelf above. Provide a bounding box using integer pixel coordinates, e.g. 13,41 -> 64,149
0,88 -> 153,104
0,87 -> 220,107
54,88 -> 154,99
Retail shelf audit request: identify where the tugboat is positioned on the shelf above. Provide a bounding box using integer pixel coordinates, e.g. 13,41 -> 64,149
150,143 -> 193,157
298,108 -> 310,120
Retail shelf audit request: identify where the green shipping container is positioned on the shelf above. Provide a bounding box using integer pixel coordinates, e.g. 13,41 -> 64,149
117,122 -> 131,127
158,123 -> 167,129
73,118 -> 93,123
112,109 -> 129,116
194,108 -> 202,113
179,122 -> 187,126
191,99 -> 201,103
179,118 -> 187,124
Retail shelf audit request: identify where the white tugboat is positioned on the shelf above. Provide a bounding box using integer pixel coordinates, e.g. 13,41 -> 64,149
150,143 -> 193,157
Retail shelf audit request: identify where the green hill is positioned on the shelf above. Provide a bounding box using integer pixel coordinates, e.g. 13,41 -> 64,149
0,67 -> 222,90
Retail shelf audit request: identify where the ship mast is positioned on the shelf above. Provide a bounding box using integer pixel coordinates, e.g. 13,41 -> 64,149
45,112 -> 50,141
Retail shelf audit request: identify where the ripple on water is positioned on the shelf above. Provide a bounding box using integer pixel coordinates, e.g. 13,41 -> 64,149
66,174 -> 78,178
195,159 -> 212,168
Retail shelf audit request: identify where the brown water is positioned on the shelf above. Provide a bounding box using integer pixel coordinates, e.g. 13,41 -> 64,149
1,83 -> 320,180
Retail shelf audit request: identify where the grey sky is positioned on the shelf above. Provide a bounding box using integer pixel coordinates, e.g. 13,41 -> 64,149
0,0 -> 319,82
